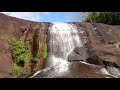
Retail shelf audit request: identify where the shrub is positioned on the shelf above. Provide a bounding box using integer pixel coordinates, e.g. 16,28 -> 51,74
13,63 -> 23,76
41,43 -> 47,58
9,38 -> 31,66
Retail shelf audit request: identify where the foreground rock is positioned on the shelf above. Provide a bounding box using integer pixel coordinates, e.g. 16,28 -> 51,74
31,61 -> 115,78
68,46 -> 88,62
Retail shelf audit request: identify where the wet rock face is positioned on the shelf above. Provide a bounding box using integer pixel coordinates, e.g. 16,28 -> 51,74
32,61 -> 115,78
68,46 -> 88,62
86,56 -> 101,66
67,61 -> 111,78
85,44 -> 120,68
86,53 -> 119,68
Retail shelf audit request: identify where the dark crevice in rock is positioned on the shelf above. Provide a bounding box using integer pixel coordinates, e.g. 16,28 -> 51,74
32,29 -> 39,58
68,60 -> 84,62
86,56 -> 119,68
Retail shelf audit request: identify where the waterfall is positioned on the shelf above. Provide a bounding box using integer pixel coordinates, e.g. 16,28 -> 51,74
31,23 -> 83,78
45,22 -> 82,76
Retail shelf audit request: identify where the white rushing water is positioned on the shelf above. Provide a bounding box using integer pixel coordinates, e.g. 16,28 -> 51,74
106,66 -> 120,77
46,22 -> 82,75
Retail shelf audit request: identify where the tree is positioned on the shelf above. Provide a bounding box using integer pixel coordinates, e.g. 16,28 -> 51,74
84,12 -> 120,25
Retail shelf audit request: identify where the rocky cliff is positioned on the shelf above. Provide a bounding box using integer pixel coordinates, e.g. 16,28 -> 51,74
71,22 -> 120,77
0,13 -> 48,78
75,22 -> 120,66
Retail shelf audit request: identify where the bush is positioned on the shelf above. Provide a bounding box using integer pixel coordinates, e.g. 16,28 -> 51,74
9,37 -> 47,77
9,38 -> 31,66
41,43 -> 47,58
13,63 -> 23,76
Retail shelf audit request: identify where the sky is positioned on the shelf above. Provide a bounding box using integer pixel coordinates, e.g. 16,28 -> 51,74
1,12 -> 86,22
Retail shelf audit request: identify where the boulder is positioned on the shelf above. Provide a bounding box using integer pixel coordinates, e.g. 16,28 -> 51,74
68,46 -> 88,62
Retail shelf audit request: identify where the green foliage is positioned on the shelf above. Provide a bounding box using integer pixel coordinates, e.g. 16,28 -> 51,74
41,43 -> 47,58
13,63 -> 23,76
9,37 -> 47,77
84,12 -> 120,25
31,57 -> 39,63
9,38 -> 31,65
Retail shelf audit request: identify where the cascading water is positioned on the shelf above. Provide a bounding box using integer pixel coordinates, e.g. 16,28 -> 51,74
46,23 -> 83,76
106,66 -> 120,77
31,23 -> 83,78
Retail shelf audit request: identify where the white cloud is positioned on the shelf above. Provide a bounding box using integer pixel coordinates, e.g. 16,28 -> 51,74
1,12 -> 50,22
41,12 -> 50,15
